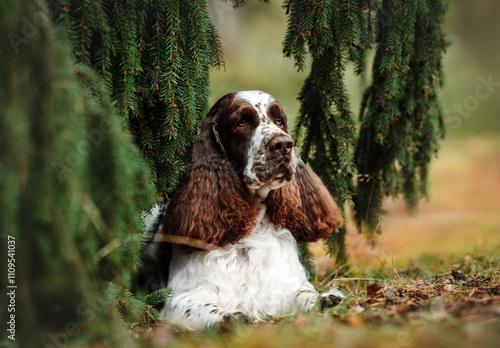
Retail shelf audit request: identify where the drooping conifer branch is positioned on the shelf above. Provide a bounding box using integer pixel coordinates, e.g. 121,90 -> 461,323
1,0 -> 156,343
282,0 -> 448,261
54,0 -> 224,197
354,0 -> 448,235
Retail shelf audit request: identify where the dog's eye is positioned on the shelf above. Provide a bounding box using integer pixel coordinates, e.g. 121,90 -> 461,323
237,119 -> 247,128
276,117 -> 284,126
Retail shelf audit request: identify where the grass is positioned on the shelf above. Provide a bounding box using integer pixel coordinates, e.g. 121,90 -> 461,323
133,251 -> 499,348
122,136 -> 500,347
135,1 -> 500,343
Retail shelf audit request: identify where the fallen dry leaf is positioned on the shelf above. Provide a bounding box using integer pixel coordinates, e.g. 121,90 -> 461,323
383,288 -> 407,303
352,304 -> 365,314
367,283 -> 382,297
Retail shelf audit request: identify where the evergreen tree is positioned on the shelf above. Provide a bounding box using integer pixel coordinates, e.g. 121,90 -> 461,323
354,0 -> 448,236
0,0 -> 156,345
54,0 -> 224,198
280,0 -> 448,262
49,0 -> 448,263
0,0 -> 449,344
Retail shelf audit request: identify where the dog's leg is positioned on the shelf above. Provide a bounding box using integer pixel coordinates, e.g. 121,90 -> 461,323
163,295 -> 249,330
294,289 -> 320,311
319,287 -> 345,309
294,286 -> 345,312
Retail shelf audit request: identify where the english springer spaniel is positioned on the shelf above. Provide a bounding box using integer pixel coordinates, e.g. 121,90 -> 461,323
140,91 -> 344,330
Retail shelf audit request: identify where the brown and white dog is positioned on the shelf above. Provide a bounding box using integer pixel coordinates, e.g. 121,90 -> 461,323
142,91 -> 343,329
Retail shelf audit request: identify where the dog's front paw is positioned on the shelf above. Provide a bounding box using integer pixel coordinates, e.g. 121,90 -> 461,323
320,287 -> 345,309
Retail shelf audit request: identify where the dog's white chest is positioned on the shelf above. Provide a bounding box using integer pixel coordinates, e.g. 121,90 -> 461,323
165,209 -> 314,324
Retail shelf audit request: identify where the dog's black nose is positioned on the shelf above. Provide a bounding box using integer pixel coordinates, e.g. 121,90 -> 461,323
270,136 -> 294,155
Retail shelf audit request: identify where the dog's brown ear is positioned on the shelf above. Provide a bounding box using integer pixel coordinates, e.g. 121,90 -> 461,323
161,94 -> 259,248
266,158 -> 343,243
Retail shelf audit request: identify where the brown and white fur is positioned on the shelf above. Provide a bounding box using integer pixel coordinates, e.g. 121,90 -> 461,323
143,91 -> 343,330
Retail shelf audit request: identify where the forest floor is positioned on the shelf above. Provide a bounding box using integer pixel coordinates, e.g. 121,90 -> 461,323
132,136 -> 500,348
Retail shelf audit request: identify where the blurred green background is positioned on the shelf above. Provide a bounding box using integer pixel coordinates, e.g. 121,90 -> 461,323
207,0 -> 500,265
208,0 -> 500,137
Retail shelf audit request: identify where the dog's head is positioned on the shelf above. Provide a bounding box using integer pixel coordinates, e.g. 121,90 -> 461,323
163,91 -> 342,247
207,91 -> 296,193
